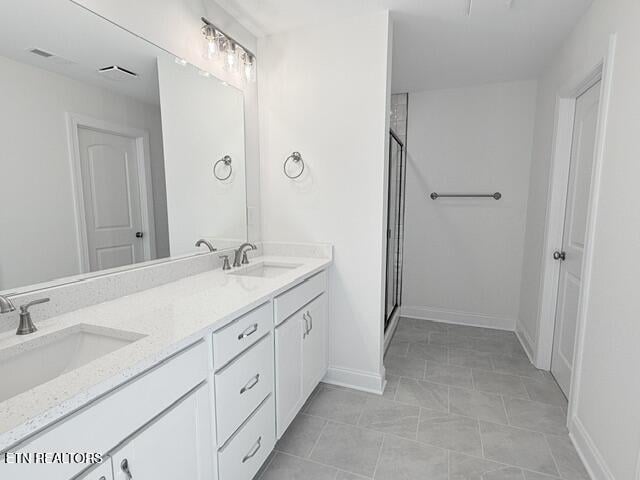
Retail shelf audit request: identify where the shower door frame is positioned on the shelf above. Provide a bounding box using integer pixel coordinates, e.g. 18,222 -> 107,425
384,129 -> 407,331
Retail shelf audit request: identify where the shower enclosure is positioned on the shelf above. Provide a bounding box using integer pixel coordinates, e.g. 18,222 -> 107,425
385,129 -> 407,331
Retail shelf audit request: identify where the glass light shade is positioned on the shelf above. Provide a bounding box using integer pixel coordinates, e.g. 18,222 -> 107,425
225,42 -> 237,72
243,54 -> 256,82
202,25 -> 219,60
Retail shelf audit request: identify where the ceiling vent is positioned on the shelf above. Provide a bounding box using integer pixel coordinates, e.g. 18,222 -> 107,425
98,65 -> 138,81
29,48 -> 54,58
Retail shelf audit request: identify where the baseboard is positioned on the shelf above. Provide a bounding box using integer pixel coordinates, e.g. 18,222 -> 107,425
384,309 -> 400,354
570,415 -> 614,480
515,325 -> 535,364
323,366 -> 384,395
401,305 -> 516,331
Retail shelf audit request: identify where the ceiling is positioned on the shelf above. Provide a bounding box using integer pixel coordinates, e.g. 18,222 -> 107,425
0,0 -> 165,105
214,0 -> 593,92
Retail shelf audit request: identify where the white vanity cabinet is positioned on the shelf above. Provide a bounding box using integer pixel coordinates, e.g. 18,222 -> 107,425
110,384 -> 212,480
78,460 -> 112,480
274,272 -> 328,437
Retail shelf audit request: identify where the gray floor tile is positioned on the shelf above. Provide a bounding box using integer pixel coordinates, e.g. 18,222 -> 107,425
304,386 -> 368,424
449,348 -> 494,370
447,324 -> 492,338
425,362 -> 474,388
449,387 -> 508,424
472,369 -> 529,399
385,354 -> 426,379
417,410 -> 483,456
386,340 -> 410,357
358,397 -> 419,439
400,317 -> 449,332
395,377 -> 448,411
374,436 -> 448,480
430,332 -> 476,349
491,355 -> 548,380
260,452 -> 337,480
523,471 -> 561,480
336,472 -> 370,480
310,422 -> 384,477
449,452 -> 525,480
479,421 -> 559,476
472,337 -> 527,358
545,435 -> 590,480
276,413 -> 327,457
392,325 -> 430,343
382,374 -> 400,400
504,397 -> 567,435
522,378 -> 567,407
254,450 -> 277,480
407,342 -> 448,362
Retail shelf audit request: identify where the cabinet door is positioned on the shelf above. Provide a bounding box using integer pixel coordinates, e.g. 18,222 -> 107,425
78,460 -> 113,480
275,313 -> 304,438
111,384 -> 213,480
302,294 -> 328,398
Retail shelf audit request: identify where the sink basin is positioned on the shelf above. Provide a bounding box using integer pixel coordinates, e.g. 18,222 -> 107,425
0,324 -> 144,403
230,261 -> 302,278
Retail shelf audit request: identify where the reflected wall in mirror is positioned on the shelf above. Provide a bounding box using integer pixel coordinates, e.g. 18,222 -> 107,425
0,0 -> 248,293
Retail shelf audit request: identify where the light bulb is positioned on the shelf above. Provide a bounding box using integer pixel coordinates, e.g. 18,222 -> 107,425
243,54 -> 256,82
225,42 -> 237,72
201,25 -> 219,60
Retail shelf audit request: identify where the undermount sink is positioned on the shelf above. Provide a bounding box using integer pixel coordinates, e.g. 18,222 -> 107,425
0,324 -> 145,403
230,261 -> 302,278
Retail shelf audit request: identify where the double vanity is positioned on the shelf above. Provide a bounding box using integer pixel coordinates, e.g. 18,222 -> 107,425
0,251 -> 331,480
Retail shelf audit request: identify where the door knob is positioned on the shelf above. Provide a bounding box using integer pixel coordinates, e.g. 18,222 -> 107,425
553,251 -> 566,261
135,232 -> 144,238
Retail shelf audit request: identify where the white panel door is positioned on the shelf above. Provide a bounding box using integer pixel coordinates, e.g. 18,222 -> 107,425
78,127 -> 145,271
275,313 -> 304,438
302,294 -> 328,399
551,81 -> 601,395
110,385 -> 213,480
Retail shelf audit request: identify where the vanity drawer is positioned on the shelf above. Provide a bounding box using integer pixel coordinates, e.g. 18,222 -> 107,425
218,395 -> 276,480
274,270 -> 327,326
213,301 -> 272,368
214,333 -> 274,445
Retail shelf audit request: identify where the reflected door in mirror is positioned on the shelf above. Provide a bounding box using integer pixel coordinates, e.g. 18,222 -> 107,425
77,127 -> 148,272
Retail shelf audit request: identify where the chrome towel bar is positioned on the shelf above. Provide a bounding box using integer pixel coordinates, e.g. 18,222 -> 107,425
430,192 -> 502,200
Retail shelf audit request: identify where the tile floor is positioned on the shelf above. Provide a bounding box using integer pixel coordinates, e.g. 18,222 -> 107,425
255,318 -> 590,480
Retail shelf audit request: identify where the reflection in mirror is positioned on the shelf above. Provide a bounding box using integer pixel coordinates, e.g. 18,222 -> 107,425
0,0 -> 247,293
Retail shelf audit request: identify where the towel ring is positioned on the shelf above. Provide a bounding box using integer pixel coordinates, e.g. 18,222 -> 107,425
284,151 -> 304,179
214,155 -> 232,181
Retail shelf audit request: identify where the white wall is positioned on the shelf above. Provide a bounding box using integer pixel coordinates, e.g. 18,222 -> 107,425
258,11 -> 392,392
73,0 -> 262,242
0,55 -> 166,290
518,0 -> 640,477
403,81 -> 537,330
157,56 -> 247,255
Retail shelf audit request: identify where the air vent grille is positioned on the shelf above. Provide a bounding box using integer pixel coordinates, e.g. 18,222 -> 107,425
29,48 -> 54,58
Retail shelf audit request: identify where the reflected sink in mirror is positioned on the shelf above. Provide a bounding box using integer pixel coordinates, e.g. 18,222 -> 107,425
0,325 -> 145,403
230,261 -> 302,278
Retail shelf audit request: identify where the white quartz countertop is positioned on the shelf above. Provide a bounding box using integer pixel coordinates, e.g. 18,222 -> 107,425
0,255 -> 331,451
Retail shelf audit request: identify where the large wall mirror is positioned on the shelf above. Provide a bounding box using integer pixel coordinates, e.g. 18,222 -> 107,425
0,0 -> 248,293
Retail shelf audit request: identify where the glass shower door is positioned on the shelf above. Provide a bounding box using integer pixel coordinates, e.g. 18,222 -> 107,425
385,130 -> 406,330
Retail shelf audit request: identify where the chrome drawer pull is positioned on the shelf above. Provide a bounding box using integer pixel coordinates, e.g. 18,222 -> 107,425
242,436 -> 262,463
302,312 -> 310,337
120,458 -> 133,479
238,323 -> 258,340
240,373 -> 260,394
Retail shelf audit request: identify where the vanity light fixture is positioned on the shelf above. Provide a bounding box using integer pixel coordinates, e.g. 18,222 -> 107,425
200,17 -> 256,82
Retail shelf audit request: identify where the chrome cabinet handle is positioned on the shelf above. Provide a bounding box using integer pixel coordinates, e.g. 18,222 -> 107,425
302,313 -> 310,337
240,374 -> 260,394
307,311 -> 313,332
242,436 -> 262,463
238,323 -> 258,340
120,459 -> 133,479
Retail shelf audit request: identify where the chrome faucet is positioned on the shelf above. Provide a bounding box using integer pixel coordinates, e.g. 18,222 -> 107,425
16,298 -> 50,335
0,294 -> 16,314
233,243 -> 257,267
195,239 -> 217,252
